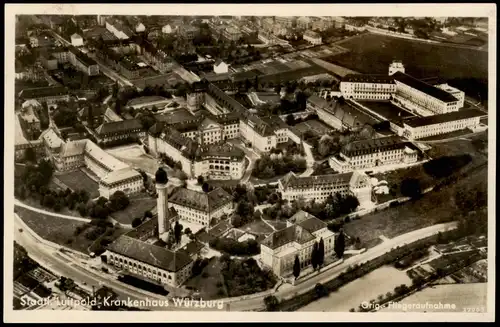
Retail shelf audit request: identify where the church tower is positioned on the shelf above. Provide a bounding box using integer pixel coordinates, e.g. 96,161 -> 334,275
155,167 -> 169,240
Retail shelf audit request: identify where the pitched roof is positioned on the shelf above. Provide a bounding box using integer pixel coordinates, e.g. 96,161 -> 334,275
107,235 -> 193,272
127,96 -> 167,107
280,171 -> 354,189
100,168 -> 141,186
95,119 -> 143,136
84,140 -> 129,170
342,135 -> 407,156
59,139 -> 88,157
19,86 -> 68,99
168,187 -> 232,213
260,225 -> 315,250
392,72 -> 458,103
342,74 -> 395,84
104,107 -> 123,122
40,128 -> 64,149
403,109 -> 485,128
197,143 -> 245,160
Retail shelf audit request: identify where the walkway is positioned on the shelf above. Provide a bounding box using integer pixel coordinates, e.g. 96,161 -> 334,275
14,199 -> 91,223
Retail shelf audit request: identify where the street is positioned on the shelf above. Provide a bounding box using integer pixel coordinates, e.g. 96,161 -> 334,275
227,139 -> 260,184
226,221 -> 457,311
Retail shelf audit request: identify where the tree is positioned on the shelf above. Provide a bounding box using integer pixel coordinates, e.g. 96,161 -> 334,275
311,242 -> 319,270
184,228 -> 192,235
23,148 -> 37,163
334,230 -> 345,259
263,295 -> 279,311
202,182 -> 210,193
318,238 -> 325,267
109,191 -> 130,212
286,114 -> 295,126
293,255 -> 301,280
314,283 -> 328,298
236,200 -> 254,218
197,175 -> 204,185
42,194 -> 56,208
132,217 -> 143,228
144,210 -> 153,219
400,178 -> 422,198
174,220 -> 182,244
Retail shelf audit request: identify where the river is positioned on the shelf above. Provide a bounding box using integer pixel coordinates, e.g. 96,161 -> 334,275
298,265 -> 412,312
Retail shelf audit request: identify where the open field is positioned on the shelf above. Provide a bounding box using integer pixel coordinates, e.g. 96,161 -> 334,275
55,170 -> 99,199
110,195 -> 156,225
325,33 -> 488,81
15,206 -> 92,253
344,162 -> 487,249
185,257 -> 227,300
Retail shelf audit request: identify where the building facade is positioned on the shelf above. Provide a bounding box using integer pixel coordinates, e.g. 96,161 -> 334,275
260,210 -> 335,277
278,171 -> 373,206
340,74 -> 396,100
329,136 -> 418,173
401,109 -> 485,140
303,30 -> 322,45
168,187 -> 233,227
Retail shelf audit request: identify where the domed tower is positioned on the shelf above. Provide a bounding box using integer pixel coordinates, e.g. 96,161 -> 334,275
389,60 -> 405,76
155,167 -> 169,238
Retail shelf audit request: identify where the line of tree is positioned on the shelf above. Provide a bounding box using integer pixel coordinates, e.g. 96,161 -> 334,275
209,238 -> 260,256
334,230 -> 345,259
252,154 -> 307,179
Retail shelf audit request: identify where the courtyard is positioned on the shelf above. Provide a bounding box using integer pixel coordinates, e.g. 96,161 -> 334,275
54,169 -> 99,199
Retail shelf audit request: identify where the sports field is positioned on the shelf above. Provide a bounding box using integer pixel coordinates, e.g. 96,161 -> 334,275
325,33 -> 488,80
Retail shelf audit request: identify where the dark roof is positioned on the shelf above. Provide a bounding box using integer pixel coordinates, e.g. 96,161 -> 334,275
68,46 -> 97,66
197,143 -> 245,160
168,187 -> 232,213
261,115 -> 289,129
78,105 -> 105,118
182,241 -> 205,256
260,225 -> 314,250
155,167 -> 168,184
19,86 -> 68,99
95,119 -> 143,135
154,109 -> 196,125
392,72 -> 458,103
403,109 -> 485,128
343,74 -> 395,84
307,94 -> 330,109
280,171 -> 353,189
342,135 -> 408,156
213,112 -> 240,125
243,114 -> 276,137
156,126 -> 199,158
107,235 -> 192,272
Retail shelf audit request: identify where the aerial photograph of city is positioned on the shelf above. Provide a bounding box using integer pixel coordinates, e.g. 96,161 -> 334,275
6,3 -> 494,322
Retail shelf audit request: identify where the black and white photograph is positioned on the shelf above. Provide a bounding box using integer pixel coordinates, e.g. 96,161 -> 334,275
4,3 -> 495,323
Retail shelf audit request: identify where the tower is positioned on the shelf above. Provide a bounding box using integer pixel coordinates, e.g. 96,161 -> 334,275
388,60 -> 405,76
155,167 -> 169,239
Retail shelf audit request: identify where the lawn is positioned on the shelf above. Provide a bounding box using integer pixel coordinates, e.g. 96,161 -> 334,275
184,257 -> 227,300
15,206 -> 92,253
55,170 -> 99,199
110,195 -> 156,225
239,219 -> 274,235
344,162 -> 487,249
326,33 -> 488,80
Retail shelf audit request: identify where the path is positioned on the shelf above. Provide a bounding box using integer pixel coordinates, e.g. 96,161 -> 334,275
417,130 -> 487,144
300,142 -> 315,177
15,199 -> 91,223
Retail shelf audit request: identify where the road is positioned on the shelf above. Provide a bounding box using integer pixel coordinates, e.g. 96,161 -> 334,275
47,30 -> 137,89
14,215 -> 224,312
228,139 -> 260,184
417,130 -> 487,144
225,222 -> 458,311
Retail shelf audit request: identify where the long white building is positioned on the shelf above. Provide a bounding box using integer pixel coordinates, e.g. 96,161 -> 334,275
400,109 -> 485,140
329,136 -> 418,173
55,139 -> 143,198
278,171 -> 373,206
340,74 -> 396,100
260,210 -> 335,277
